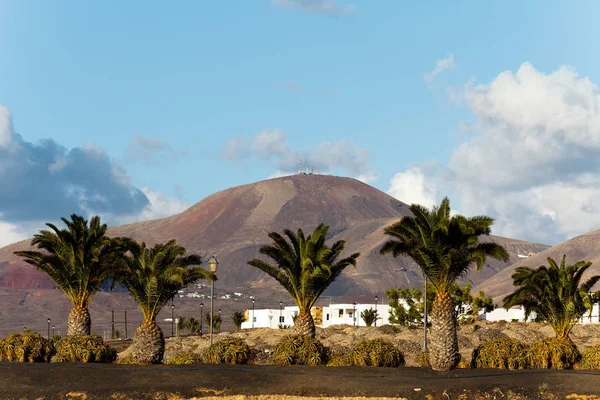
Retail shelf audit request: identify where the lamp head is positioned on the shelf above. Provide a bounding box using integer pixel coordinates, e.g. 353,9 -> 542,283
207,256 -> 219,273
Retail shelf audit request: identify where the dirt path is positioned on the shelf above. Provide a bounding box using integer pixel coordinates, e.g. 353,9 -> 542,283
0,363 -> 599,399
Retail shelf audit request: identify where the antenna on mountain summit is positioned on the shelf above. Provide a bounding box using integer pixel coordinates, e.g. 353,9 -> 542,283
298,159 -> 303,174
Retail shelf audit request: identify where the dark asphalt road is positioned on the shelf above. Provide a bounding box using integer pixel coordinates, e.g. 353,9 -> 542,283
0,363 -> 599,399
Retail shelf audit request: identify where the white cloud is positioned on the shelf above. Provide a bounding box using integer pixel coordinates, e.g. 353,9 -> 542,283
224,130 -> 378,183
388,167 -> 438,208
0,220 -> 30,247
424,53 -> 456,89
267,171 -> 294,179
0,105 -> 14,148
136,187 -> 190,221
394,62 -> 600,245
272,0 -> 355,16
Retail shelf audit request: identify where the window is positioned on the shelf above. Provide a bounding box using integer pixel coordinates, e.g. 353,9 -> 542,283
338,309 -> 343,318
326,314 -> 329,321
253,317 -> 256,322
279,316 -> 284,323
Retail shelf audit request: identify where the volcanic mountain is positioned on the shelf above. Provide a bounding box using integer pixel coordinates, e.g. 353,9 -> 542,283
0,174 -> 549,296
476,228 -> 600,302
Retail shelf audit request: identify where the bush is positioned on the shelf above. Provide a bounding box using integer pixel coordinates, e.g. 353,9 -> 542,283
471,338 -> 529,369
326,353 -> 352,367
580,345 -> 600,370
271,335 -> 329,366
416,350 -> 430,367
204,338 -> 256,365
349,339 -> 405,367
53,335 -> 117,363
457,359 -> 470,369
0,333 -> 53,362
527,337 -> 580,369
166,352 -> 203,365
116,356 -> 137,365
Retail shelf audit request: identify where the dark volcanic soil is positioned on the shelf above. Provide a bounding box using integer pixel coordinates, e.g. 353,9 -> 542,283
0,363 -> 599,399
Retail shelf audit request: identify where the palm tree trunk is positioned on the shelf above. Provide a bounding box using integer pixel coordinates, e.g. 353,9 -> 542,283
67,305 -> 91,336
429,290 -> 460,371
130,319 -> 165,364
294,310 -> 316,338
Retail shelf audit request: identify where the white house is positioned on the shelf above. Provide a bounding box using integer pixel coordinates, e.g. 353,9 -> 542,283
240,302 -> 401,329
479,304 -> 600,324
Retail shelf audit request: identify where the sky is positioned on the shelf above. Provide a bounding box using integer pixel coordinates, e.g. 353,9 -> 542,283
1,0 -> 600,247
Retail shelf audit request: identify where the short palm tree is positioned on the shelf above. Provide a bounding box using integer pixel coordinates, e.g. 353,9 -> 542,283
380,198 -> 509,371
118,239 -> 213,363
185,317 -> 201,335
231,311 -> 246,332
360,308 -> 378,327
14,214 -> 123,336
503,255 -> 600,340
248,223 -> 360,338
203,313 -> 222,333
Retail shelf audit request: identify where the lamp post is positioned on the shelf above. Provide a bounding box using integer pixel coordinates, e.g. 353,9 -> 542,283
47,318 -> 51,340
218,309 -> 222,333
207,256 -> 219,345
52,325 -> 55,336
279,301 -> 283,324
423,272 -> 428,351
200,303 -> 204,335
374,295 -> 378,327
252,298 -> 255,328
353,302 -> 357,326
171,303 -> 175,338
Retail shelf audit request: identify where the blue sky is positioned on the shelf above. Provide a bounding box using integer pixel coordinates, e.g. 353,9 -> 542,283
1,0 -> 600,246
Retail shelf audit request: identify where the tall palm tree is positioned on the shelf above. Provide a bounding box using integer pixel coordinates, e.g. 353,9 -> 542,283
503,255 -> 600,340
248,223 -> 360,338
380,198 -> 509,371
118,239 -> 213,364
14,214 -> 123,336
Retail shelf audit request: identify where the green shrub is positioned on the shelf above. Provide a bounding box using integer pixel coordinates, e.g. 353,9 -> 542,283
271,335 -> 329,366
527,337 -> 580,369
349,339 -> 405,367
53,335 -> 117,363
0,333 -> 53,362
166,352 -> 203,365
471,338 -> 529,369
416,350 -> 430,367
326,352 -> 352,367
578,345 -> 600,370
457,359 -> 470,369
204,338 -> 256,364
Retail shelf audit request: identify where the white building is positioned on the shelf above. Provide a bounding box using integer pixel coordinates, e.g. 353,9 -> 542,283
240,302 -> 400,330
480,304 -> 600,324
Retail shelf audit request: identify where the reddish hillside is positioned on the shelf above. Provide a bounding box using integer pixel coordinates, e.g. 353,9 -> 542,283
476,228 -> 600,302
0,174 -> 549,295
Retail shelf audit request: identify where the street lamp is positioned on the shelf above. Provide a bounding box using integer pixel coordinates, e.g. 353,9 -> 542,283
252,298 -> 255,328
171,303 -> 175,338
207,256 -> 219,345
47,318 -> 51,340
279,301 -> 283,324
423,271 -> 428,351
353,302 -> 357,326
200,303 -> 204,335
374,296 -> 378,327
52,325 -> 55,336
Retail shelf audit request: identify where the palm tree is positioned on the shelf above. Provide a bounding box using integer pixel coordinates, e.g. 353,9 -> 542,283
248,223 -> 360,338
176,316 -> 187,335
380,198 -> 508,371
503,255 -> 600,340
231,311 -> 246,332
118,239 -> 213,363
14,214 -> 123,336
185,317 -> 201,335
360,308 -> 378,327
203,313 -> 222,333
